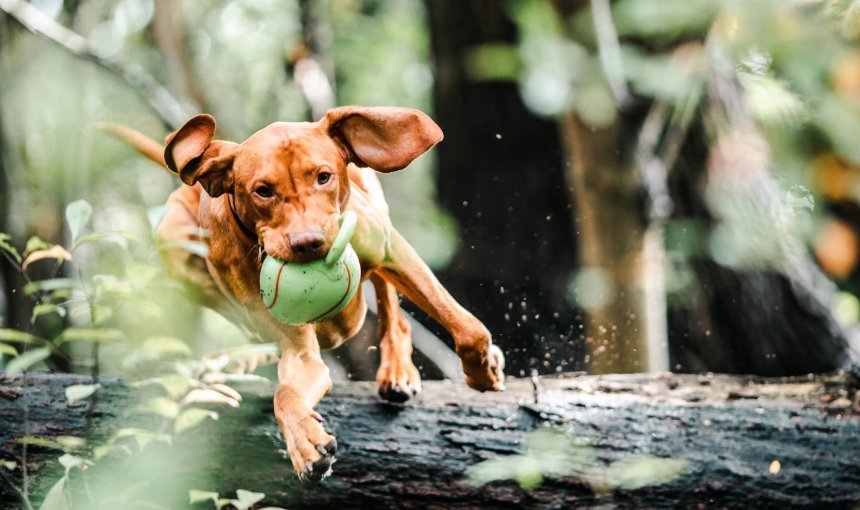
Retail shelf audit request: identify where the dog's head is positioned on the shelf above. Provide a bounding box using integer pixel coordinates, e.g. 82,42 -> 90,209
163,107 -> 443,263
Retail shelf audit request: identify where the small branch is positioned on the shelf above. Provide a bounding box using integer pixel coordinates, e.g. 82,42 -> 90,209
590,0 -> 632,107
0,0 -> 187,129
0,468 -> 33,510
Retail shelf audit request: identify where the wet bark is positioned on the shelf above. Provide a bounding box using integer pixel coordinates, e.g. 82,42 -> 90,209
1,372 -> 858,509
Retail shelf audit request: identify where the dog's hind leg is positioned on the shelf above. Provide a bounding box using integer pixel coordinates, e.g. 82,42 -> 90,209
370,272 -> 421,402
156,186 -> 255,335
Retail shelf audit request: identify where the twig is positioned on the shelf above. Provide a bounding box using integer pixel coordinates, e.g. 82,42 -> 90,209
530,368 -> 541,405
0,468 -> 33,510
0,0 -> 187,129
590,0 -> 632,107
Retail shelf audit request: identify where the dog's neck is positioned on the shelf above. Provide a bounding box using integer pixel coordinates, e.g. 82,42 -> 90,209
227,194 -> 259,246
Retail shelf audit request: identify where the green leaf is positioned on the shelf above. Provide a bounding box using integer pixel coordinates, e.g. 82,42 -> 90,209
23,236 -> 50,257
231,490 -> 265,510
65,200 -> 92,243
65,383 -> 101,404
0,233 -> 21,264
57,453 -> 83,472
126,263 -> 160,289
0,328 -> 46,345
24,278 -> 77,295
127,374 -> 192,399
38,475 -> 69,510
5,347 -> 50,376
175,408 -> 218,435
465,44 -> 521,81
17,436 -> 84,452
181,388 -> 240,408
739,72 -> 806,127
54,436 -> 86,450
188,489 -> 219,506
56,328 -> 123,345
93,443 -> 132,461
17,436 -> 65,451
92,274 -> 133,299
466,454 -> 545,489
110,428 -> 172,449
157,239 -> 209,258
613,0 -> 720,39
1,459 -> 16,470
159,375 -> 193,399
0,343 -> 18,357
141,336 -> 193,356
122,336 -> 194,369
72,231 -> 133,250
147,204 -> 170,231
31,304 -> 67,323
605,455 -> 689,490
137,397 -> 180,418
22,245 -> 72,272
89,305 -> 113,326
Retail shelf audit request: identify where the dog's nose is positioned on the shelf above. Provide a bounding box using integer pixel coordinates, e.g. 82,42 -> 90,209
288,229 -> 326,257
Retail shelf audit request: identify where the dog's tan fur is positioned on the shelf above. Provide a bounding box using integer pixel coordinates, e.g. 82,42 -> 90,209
108,107 -> 504,481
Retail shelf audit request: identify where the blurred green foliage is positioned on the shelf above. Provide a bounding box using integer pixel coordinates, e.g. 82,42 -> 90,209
3,0 -> 860,505
0,2 -> 459,505
0,0 -> 455,279
467,428 -> 689,492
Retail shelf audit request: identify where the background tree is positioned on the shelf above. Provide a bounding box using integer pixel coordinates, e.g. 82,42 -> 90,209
425,0 -> 584,378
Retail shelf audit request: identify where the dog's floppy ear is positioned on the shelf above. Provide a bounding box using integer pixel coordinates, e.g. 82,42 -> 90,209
322,106 -> 443,173
165,114 -> 237,197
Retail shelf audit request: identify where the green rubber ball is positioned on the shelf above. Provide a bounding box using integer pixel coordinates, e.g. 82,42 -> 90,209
259,211 -> 361,325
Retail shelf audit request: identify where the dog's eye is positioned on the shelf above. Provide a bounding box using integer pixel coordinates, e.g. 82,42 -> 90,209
317,172 -> 332,185
254,185 -> 274,198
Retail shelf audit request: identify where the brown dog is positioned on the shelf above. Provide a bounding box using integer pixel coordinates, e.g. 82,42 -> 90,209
108,106 -> 505,482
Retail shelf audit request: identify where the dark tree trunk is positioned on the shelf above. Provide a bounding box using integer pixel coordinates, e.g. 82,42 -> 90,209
425,1 -> 584,378
1,372 -> 858,509
0,17 -> 24,332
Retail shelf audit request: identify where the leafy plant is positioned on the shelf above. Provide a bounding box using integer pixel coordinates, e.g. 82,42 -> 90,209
467,428 -> 689,493
0,198 -> 279,508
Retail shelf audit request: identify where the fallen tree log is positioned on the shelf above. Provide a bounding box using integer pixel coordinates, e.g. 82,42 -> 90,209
0,371 -> 858,509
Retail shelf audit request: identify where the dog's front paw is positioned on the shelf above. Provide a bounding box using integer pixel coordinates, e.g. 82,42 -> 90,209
461,341 -> 505,392
300,435 -> 337,484
281,411 -> 337,483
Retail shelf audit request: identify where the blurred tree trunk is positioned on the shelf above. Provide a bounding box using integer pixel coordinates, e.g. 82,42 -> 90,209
151,0 -> 208,114
665,44 -> 850,375
426,2 -> 848,377
0,15 -> 23,331
558,113 -> 657,373
425,0 -> 584,377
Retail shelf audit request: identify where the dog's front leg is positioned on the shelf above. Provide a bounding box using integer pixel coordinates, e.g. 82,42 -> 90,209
272,324 -> 337,482
377,231 -> 505,392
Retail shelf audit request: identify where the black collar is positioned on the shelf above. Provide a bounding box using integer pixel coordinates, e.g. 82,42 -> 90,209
227,195 -> 258,245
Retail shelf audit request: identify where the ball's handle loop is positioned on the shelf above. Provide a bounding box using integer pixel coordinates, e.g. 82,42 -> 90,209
325,210 -> 357,267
